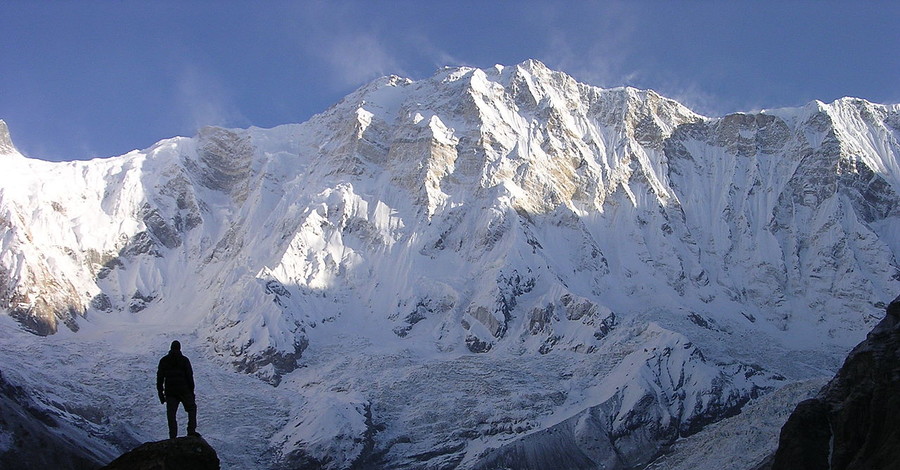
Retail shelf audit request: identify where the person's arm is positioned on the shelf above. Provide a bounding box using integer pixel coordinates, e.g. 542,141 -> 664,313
185,357 -> 195,394
156,360 -> 166,403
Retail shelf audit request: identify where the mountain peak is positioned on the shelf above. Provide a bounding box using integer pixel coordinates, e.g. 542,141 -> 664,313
515,58 -> 550,74
0,120 -> 18,155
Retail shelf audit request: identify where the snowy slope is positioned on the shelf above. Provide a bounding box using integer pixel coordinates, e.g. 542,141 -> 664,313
1,60 -> 899,469
644,378 -> 826,470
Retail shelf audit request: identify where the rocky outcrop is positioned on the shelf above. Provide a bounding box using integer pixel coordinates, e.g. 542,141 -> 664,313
766,296 -> 900,470
100,436 -> 220,470
189,126 -> 254,203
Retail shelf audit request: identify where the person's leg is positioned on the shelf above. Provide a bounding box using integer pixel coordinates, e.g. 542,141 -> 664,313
166,396 -> 180,439
183,393 -> 198,436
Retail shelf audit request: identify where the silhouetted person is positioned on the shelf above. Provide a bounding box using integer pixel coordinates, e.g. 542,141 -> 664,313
157,340 -> 198,439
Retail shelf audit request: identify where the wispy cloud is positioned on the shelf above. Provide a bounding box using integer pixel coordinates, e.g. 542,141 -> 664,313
531,2 -> 643,89
174,65 -> 247,132
543,30 -> 639,89
527,2 -> 743,117
661,81 -> 736,118
413,36 -> 468,72
313,31 -> 405,86
283,3 -> 408,89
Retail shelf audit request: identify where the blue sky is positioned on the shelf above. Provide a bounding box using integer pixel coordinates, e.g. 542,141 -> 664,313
2,1 -> 898,161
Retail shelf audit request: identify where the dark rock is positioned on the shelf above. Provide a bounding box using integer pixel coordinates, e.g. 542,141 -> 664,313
128,290 -> 156,313
230,340 -> 308,386
265,279 -> 291,298
100,436 -> 220,470
392,301 -> 431,337
765,399 -> 831,470
768,295 -> 900,470
141,205 -> 183,250
89,293 -> 113,312
528,304 -> 553,334
122,231 -> 161,257
465,334 -> 493,353
188,126 -> 253,201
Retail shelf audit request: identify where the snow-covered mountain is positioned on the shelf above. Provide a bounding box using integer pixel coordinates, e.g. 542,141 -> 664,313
1,60 -> 898,469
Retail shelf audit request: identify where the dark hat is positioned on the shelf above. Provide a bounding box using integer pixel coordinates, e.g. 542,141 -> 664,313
170,340 -> 181,351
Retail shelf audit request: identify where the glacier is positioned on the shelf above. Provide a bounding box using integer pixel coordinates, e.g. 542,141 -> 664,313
0,59 -> 898,469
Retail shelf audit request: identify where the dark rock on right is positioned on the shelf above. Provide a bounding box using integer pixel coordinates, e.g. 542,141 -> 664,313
100,435 -> 220,470
764,295 -> 900,470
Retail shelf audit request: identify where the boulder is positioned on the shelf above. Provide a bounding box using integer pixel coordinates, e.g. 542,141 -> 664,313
101,436 -> 219,470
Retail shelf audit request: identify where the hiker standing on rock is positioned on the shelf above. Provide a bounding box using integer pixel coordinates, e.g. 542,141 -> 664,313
157,340 -> 199,439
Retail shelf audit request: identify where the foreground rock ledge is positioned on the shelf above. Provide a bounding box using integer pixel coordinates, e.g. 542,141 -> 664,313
101,436 -> 220,470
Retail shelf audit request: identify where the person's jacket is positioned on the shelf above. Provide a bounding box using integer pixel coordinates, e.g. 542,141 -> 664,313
157,350 -> 194,396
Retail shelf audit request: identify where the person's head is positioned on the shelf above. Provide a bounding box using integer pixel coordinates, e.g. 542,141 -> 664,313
170,340 -> 181,352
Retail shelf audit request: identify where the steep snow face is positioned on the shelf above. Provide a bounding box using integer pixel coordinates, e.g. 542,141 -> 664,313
665,105 -> 900,337
1,61 -> 899,469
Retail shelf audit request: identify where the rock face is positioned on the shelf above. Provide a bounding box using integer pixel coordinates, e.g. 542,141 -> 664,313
100,436 -> 220,470
767,296 -> 900,470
